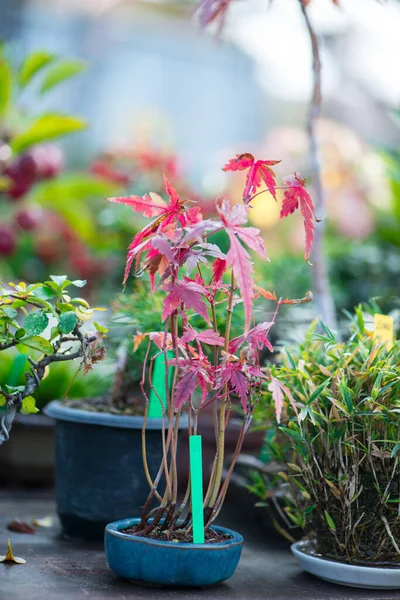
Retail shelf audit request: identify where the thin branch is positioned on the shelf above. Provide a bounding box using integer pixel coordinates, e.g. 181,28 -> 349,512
299,0 -> 337,330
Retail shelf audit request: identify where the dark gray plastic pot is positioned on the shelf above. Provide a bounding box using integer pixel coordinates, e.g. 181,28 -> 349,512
45,400 -> 186,541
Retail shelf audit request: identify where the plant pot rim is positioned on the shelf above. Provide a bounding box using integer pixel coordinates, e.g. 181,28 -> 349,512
44,400 -> 187,430
292,540 -> 400,590
105,517 -> 244,550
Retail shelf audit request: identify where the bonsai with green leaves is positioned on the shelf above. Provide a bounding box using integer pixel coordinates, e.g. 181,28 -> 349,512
0,276 -> 106,444
254,307 -> 400,566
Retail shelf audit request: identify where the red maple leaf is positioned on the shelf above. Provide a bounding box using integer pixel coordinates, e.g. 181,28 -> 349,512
109,177 -> 201,285
108,191 -> 168,217
162,279 -> 210,324
172,357 -> 213,408
280,174 -> 316,262
212,257 -> 227,286
223,153 -> 280,204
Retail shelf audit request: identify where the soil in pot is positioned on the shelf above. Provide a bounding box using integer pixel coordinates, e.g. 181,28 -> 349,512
64,394 -> 145,416
123,523 -> 231,543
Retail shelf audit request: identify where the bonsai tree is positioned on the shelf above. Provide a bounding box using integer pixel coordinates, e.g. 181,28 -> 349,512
0,276 -> 106,444
255,306 -> 400,565
108,153 -> 314,539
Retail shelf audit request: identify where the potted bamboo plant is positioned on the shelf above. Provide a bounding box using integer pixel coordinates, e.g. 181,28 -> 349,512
258,307 -> 400,589
104,153 -> 315,587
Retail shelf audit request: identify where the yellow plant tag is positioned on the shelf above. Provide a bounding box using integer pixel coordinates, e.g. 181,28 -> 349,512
373,314 -> 394,350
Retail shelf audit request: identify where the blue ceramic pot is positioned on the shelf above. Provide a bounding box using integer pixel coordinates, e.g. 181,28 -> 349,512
105,518 -> 244,587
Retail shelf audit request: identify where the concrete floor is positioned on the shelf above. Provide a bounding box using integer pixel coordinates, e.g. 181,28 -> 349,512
1,492 -> 400,600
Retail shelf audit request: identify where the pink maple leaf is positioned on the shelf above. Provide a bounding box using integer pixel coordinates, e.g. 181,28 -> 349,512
223,153 -> 280,203
226,233 -> 254,333
151,235 -> 175,263
162,280 -> 210,323
181,327 -> 225,346
230,370 -> 249,413
217,197 -> 267,332
280,174 -> 316,262
108,191 -> 168,217
229,321 -> 274,354
268,376 -> 298,423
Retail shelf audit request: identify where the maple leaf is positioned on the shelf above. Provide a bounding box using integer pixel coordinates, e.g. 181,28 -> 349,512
223,153 -> 280,204
229,321 -> 274,354
173,357 -> 213,408
174,370 -> 198,409
162,280 -> 210,323
212,257 -> 227,286
280,174 -> 316,262
230,370 -> 249,413
109,177 -> 200,285
181,327 -> 225,346
226,233 -> 254,333
268,377 -> 298,424
151,235 -> 175,263
133,332 -> 172,351
217,197 -> 267,332
108,191 -> 167,217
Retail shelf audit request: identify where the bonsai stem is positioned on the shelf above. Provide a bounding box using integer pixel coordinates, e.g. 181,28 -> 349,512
206,272 -> 235,510
140,340 -> 163,502
299,0 -> 337,330
206,416 -> 249,527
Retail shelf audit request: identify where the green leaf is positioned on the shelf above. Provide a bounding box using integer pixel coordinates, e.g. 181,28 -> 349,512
40,59 -> 85,93
307,379 -> 331,405
19,51 -> 55,86
20,396 -> 39,415
324,510 -> 336,532
93,321 -> 108,334
11,113 -> 87,154
1,307 -> 17,319
58,312 -> 78,334
31,284 -> 56,300
391,443 -> 400,458
70,279 -> 87,288
0,56 -> 12,116
24,311 -> 49,336
19,336 -> 53,355
50,275 -> 68,287
15,328 -> 26,339
304,504 -> 316,516
60,279 -> 86,290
